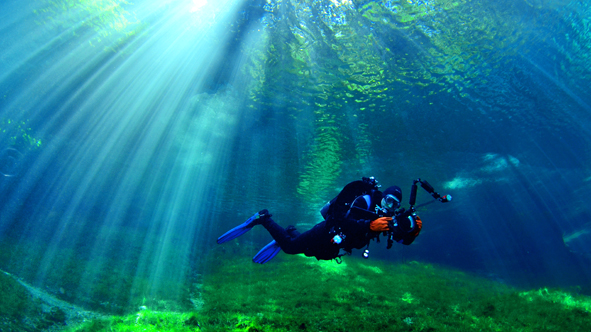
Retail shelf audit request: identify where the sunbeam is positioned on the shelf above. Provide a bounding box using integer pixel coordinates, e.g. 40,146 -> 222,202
2,0 -> 591,330
1,0 -> 270,309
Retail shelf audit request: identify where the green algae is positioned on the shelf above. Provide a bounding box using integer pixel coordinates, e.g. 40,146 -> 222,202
3,241 -> 590,331
62,248 -> 591,331
0,271 -> 32,320
0,270 -> 65,331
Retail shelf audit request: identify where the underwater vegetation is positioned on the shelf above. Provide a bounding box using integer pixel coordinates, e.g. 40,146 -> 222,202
27,0 -> 148,56
189,248 -> 591,332
0,220 -> 195,316
3,245 -> 584,332
0,270 -> 72,331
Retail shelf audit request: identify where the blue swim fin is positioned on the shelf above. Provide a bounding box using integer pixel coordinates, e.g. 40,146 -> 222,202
217,212 -> 261,244
253,240 -> 282,264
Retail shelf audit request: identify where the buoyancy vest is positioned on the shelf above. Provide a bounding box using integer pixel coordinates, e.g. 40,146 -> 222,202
345,192 -> 392,221
320,180 -> 383,223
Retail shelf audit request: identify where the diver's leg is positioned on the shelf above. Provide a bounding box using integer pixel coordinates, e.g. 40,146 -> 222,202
261,218 -> 327,255
260,217 -> 301,253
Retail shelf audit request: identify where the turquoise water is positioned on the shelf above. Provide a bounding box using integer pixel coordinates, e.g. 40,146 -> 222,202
1,0 -> 591,324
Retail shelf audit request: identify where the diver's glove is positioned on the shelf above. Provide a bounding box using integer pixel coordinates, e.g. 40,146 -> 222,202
370,217 -> 392,232
411,215 -> 422,237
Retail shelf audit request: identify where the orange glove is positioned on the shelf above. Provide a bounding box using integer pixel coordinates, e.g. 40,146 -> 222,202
409,215 -> 423,237
415,215 -> 422,230
370,217 -> 392,232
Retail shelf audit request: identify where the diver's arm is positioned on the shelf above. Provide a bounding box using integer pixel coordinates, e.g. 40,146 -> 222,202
341,217 -> 372,235
343,216 -> 390,240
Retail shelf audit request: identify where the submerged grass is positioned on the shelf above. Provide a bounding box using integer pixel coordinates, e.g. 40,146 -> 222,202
62,246 -> 591,332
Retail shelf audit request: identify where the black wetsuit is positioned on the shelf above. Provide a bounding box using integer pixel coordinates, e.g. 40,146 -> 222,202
260,180 -> 384,260
261,217 -> 373,260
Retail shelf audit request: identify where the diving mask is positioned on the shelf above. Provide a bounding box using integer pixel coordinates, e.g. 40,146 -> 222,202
381,194 -> 400,211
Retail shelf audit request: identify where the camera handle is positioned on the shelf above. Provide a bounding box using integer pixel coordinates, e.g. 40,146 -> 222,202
409,178 -> 452,210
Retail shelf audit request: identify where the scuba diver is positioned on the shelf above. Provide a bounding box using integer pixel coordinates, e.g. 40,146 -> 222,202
217,177 -> 451,264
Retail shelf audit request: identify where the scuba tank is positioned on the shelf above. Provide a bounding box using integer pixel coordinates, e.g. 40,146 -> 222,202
320,177 -> 382,221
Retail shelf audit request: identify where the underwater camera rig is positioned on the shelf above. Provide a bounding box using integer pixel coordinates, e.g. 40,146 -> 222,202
330,177 -> 451,260
385,178 -> 452,250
